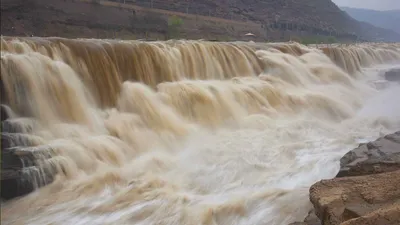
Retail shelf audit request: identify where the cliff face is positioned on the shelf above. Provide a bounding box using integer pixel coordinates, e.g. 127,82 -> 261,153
1,0 -> 399,42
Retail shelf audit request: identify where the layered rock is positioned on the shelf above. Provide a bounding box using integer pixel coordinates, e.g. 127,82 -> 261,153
337,132 -> 400,177
308,132 -> 400,225
1,109 -> 55,200
310,170 -> 400,225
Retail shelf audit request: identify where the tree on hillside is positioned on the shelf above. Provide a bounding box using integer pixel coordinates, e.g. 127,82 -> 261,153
167,15 -> 184,39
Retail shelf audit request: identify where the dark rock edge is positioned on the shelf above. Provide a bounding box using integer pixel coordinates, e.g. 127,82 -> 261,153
290,131 -> 400,225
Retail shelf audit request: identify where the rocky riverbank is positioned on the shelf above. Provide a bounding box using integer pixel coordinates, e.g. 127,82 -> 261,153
291,131 -> 400,225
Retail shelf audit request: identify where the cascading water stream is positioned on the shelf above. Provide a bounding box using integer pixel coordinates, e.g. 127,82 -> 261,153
1,37 -> 400,225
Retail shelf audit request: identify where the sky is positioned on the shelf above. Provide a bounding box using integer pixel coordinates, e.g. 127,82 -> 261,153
332,0 -> 400,11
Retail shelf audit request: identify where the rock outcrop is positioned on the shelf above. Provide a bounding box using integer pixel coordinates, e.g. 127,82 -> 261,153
337,132 -> 400,177
384,68 -> 400,82
1,131 -> 37,200
310,170 -> 400,225
1,110 -> 55,200
308,132 -> 400,225
289,209 -> 321,225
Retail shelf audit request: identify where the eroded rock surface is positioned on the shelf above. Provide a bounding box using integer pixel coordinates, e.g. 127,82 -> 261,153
1,116 -> 56,200
310,170 -> 400,225
337,132 -> 400,177
289,210 -> 321,225
303,210 -> 322,225
340,204 -> 400,225
309,132 -> 400,225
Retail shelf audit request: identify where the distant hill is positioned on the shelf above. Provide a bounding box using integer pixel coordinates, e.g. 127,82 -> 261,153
132,0 -> 400,42
1,0 -> 400,42
341,7 -> 400,34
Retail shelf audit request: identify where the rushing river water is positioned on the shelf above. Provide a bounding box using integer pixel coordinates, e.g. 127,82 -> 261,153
1,38 -> 400,224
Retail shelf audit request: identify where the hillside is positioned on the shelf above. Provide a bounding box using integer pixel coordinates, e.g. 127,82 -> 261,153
1,0 -> 266,41
1,0 -> 400,42
198,0 -> 400,41
106,0 -> 400,42
341,7 -> 400,35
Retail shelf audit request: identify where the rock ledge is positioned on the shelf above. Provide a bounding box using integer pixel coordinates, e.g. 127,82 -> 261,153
309,132 -> 400,225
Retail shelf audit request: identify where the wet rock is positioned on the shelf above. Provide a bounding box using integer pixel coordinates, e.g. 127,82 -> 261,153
337,132 -> 400,177
1,174 -> 35,200
384,68 -> 400,82
1,131 -> 55,200
289,209 -> 321,225
308,132 -> 400,225
304,209 -> 321,225
1,146 -> 36,200
1,104 -> 11,121
310,170 -> 400,225
1,149 -> 56,200
1,118 -> 39,133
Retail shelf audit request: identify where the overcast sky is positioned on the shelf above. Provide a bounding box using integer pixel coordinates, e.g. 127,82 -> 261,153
332,0 -> 400,10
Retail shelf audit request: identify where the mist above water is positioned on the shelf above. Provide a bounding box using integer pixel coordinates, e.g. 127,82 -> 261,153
1,37 -> 400,225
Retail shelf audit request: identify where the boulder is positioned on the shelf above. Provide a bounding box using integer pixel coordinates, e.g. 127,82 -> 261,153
337,132 -> 400,177
384,68 -> 400,82
310,170 -> 400,225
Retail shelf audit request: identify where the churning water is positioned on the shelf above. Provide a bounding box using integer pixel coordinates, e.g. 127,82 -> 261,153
1,37 -> 400,225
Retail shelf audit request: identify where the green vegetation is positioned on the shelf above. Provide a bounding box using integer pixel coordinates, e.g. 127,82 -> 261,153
167,15 -> 184,39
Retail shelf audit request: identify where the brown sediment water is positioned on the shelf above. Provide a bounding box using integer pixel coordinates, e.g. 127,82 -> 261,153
1,37 -> 400,224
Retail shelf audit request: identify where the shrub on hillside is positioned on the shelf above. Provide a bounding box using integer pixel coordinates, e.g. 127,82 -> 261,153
167,15 -> 184,39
